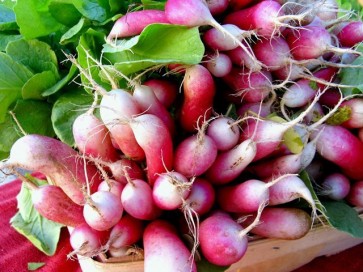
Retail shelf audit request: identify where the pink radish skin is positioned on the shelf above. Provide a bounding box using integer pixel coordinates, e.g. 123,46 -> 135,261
100,89 -> 145,161
133,84 -> 175,135
239,207 -> 312,239
143,220 -> 197,272
318,88 -> 341,108
174,132 -> 218,178
108,214 -> 144,249
83,191 -> 123,231
222,67 -> 273,103
206,0 -> 229,15
205,52 -> 233,78
97,179 -> 125,199
121,179 -> 162,220
184,177 -> 216,216
321,173 -> 351,200
179,64 -> 216,132
152,172 -> 191,210
7,134 -> 101,205
143,78 -> 178,108
346,181 -> 363,207
359,128 -> 363,142
206,116 -> 240,151
205,138 -> 257,185
335,21 -> 363,48
223,0 -> 285,37
237,101 -> 272,118
72,113 -> 119,162
107,10 -> 169,40
32,185 -> 86,227
107,159 -> 145,184
229,0 -> 257,10
225,42 -> 260,71
129,114 -> 174,186
310,124 -> 363,180
340,98 -> 363,129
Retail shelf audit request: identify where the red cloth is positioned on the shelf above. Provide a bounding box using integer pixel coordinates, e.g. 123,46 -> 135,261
1,178 -> 362,272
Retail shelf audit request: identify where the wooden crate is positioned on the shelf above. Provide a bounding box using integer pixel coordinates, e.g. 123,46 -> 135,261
77,213 -> 363,272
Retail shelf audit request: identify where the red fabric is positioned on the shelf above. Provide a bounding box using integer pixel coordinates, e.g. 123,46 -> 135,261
1,178 -> 362,272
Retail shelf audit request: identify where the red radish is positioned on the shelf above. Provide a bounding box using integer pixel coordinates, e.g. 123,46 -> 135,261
318,88 -> 341,108
7,134 -> 101,205
217,174 -> 294,213
359,128 -> 363,142
121,179 -> 162,220
152,172 -> 192,210
165,0 -> 262,69
143,78 -> 178,108
205,138 -> 257,185
32,184 -> 85,227
108,214 -> 144,249
107,10 -> 169,40
229,0 -> 257,10
206,115 -> 240,151
334,21 -> 363,48
129,113 -> 174,185
100,89 -> 145,161
204,51 -> 233,78
285,24 -> 359,61
98,179 -> 125,199
179,64 -> 216,132
174,124 -> 218,178
72,112 -> 119,162
69,223 -> 109,257
133,84 -> 175,135
184,177 -> 215,216
239,207 -> 312,239
339,98 -> 363,129
320,172 -> 351,200
222,67 -> 273,103
310,124 -> 363,180
199,203 -> 265,266
237,90 -> 276,118
248,139 -> 316,179
143,220 -> 197,272
206,0 -> 229,15
225,42 -> 261,71
83,191 -> 123,231
267,175 -> 318,217
346,181 -> 363,207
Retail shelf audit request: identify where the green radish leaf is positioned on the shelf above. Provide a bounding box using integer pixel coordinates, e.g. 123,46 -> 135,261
0,4 -> 18,31
28,262 -> 45,271
0,112 -> 21,155
0,33 -> 22,51
0,0 -> 17,9
326,106 -> 352,125
48,1 -> 82,27
42,65 -> 78,97
0,52 -> 34,123
320,200 -> 363,238
142,0 -> 166,10
51,88 -> 94,146
72,0 -> 111,22
60,17 -> 90,45
13,0 -> 65,39
103,24 -> 205,75
22,71 -> 59,100
6,39 -> 59,75
10,181 -> 63,256
197,257 -> 230,272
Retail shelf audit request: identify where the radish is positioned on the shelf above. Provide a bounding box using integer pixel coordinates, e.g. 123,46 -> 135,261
83,190 -> 124,231
359,128 -> 363,142
174,122 -> 218,178
121,178 -> 162,220
199,202 -> 265,266
320,172 -> 351,200
129,113 -> 174,185
236,90 -> 276,118
152,172 -> 192,210
339,98 -> 363,129
206,115 -> 240,151
69,223 -> 109,257
164,0 -> 262,70
334,21 -> 363,48
179,64 -> 216,132
100,89 -> 145,161
98,179 -> 125,199
143,220 -> 197,272
133,84 -> 176,135
107,214 -> 144,250
229,0 -> 257,11
107,10 -> 169,40
206,0 -> 229,15
309,124 -> 363,180
143,78 -> 178,109
239,207 -> 312,239
204,51 -> 233,78
205,138 -> 257,185
6,134 -> 101,205
346,181 -> 363,207
225,41 -> 262,71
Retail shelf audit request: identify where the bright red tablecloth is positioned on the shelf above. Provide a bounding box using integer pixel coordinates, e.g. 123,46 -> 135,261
1,178 -> 362,272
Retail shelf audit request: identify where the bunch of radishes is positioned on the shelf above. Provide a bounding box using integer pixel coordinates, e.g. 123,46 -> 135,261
4,0 -> 363,271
